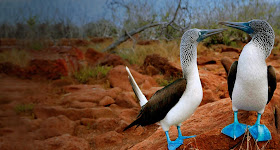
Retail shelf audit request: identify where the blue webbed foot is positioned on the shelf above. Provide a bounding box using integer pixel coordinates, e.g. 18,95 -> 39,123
167,140 -> 183,150
248,113 -> 271,142
222,122 -> 247,139
175,126 -> 196,144
221,111 -> 247,139
165,131 -> 183,150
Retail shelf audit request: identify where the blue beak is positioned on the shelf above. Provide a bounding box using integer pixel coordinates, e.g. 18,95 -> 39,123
197,28 -> 226,42
219,21 -> 254,34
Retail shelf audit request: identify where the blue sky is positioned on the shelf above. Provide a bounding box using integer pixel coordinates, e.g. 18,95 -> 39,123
0,0 -> 109,25
0,0 -> 178,25
0,0 -> 279,26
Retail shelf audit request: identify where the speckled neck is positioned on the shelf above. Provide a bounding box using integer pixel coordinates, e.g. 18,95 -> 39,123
251,32 -> 274,58
180,34 -> 198,79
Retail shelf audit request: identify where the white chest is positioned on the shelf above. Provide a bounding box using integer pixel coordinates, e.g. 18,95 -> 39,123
232,44 -> 268,113
160,68 -> 203,131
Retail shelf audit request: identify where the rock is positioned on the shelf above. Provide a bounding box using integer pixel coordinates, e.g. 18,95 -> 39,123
91,107 -> 116,119
276,72 -> 280,82
85,48 -> 126,67
0,62 -> 24,78
221,46 -> 241,53
62,85 -> 121,104
130,97 -> 280,149
221,51 -> 240,59
99,96 -> 115,106
35,134 -> 90,150
144,65 -> 160,76
221,57 -> 234,74
85,48 -> 106,65
69,47 -> 85,60
92,131 -> 124,149
141,54 -> 182,78
69,101 -> 97,109
34,106 -> 116,120
93,118 -> 121,132
51,78 -> 73,87
99,54 -> 126,67
200,89 -> 218,106
212,44 -> 241,53
119,108 -> 140,123
115,92 -> 139,108
201,64 -> 220,71
197,56 -> 216,65
107,65 -> 158,91
58,38 -> 90,46
199,69 -> 228,103
35,115 -> 76,140
142,87 -> 163,100
26,59 -> 68,79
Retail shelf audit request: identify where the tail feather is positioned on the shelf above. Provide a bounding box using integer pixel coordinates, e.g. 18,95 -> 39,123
123,120 -> 139,131
126,66 -> 148,107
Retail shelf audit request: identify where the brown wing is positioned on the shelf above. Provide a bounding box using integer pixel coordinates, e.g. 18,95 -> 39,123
267,65 -> 277,104
123,78 -> 186,131
228,61 -> 238,100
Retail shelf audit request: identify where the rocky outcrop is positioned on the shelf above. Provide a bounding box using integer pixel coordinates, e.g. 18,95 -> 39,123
107,65 -> 158,91
35,134 -> 90,150
141,54 -> 182,77
131,97 -> 280,149
85,48 -> 127,67
199,69 -> 228,104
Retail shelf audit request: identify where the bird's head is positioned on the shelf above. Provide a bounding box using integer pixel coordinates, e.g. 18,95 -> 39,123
180,28 -> 226,72
219,20 -> 274,37
182,28 -> 226,44
219,20 -> 275,58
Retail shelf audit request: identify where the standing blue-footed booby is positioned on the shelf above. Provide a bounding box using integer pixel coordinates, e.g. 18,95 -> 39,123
124,28 -> 226,150
220,20 -> 277,142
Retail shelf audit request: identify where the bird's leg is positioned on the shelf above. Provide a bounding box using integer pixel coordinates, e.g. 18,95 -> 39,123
222,111 -> 247,139
165,131 -> 182,150
175,126 -> 196,144
248,113 -> 271,141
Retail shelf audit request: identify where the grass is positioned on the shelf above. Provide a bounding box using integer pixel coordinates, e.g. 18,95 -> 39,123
156,76 -> 179,87
29,41 -> 44,50
90,38 -> 218,67
115,40 -> 181,65
14,103 -> 35,117
73,65 -> 112,84
0,49 -> 30,67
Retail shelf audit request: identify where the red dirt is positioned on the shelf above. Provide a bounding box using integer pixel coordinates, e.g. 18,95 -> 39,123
1,41 -> 280,150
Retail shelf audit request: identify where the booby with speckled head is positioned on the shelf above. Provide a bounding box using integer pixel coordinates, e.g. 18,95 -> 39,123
123,28 -> 226,150
220,20 -> 277,142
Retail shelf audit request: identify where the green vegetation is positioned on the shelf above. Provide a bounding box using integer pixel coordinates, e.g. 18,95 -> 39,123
0,49 -> 30,67
73,65 -> 112,84
14,103 -> 35,116
29,40 -> 44,50
156,76 -> 179,87
116,40 -> 180,65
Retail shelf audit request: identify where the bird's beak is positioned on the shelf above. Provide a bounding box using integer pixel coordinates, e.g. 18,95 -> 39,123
219,21 -> 254,34
197,28 -> 227,42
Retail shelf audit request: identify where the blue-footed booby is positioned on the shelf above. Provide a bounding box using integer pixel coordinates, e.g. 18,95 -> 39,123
124,28 -> 226,150
220,20 -> 277,142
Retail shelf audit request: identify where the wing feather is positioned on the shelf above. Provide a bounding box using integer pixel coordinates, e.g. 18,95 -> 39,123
267,65 -> 277,104
228,61 -> 238,100
123,78 -> 186,131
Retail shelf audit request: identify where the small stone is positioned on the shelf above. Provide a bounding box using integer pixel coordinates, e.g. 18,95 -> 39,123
99,96 -> 115,106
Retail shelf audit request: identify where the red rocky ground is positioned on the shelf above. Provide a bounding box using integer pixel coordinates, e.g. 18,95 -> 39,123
1,40 -> 280,150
